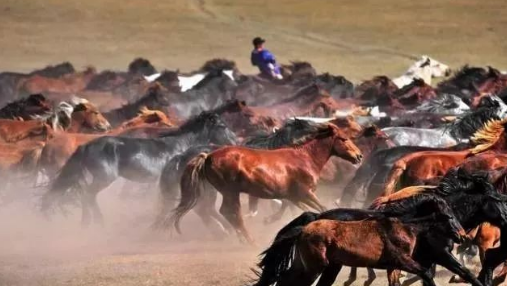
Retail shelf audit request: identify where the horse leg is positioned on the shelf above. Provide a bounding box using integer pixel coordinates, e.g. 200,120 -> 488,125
81,195 -> 92,227
219,193 -> 254,244
263,200 -> 289,224
364,268 -> 377,286
193,188 -> 229,239
343,267 -> 357,286
245,196 -> 259,218
493,261 -> 507,286
302,191 -> 327,213
316,265 -> 342,286
387,269 -> 402,286
433,249 -> 483,286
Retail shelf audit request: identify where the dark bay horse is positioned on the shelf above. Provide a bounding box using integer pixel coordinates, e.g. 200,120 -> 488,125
366,169 -> 507,286
40,112 -> 238,225
171,123 -> 362,243
251,194 -> 471,286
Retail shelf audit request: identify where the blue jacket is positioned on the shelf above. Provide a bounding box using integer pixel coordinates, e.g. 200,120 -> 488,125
251,49 -> 281,76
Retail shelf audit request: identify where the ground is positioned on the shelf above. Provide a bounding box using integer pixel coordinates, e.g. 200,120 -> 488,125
0,0 -> 504,285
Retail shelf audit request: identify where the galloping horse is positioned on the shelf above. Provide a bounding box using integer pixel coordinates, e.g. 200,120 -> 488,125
381,118 -> 507,196
40,112 -> 237,226
251,194 -> 470,286
37,107 -> 174,178
171,122 -> 362,244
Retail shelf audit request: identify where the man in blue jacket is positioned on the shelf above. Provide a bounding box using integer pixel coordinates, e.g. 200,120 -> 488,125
250,37 -> 283,80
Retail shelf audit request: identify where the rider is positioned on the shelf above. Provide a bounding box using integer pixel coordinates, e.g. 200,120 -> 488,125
250,37 -> 283,80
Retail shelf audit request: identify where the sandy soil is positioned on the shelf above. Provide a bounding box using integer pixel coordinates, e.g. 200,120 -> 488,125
0,0 -> 501,285
0,181 -> 482,286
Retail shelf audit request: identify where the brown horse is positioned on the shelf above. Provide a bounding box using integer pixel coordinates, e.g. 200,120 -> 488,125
382,119 -> 507,196
251,195 -> 467,286
171,123 -> 362,243
18,67 -> 97,96
65,102 -> 112,133
0,119 -> 53,143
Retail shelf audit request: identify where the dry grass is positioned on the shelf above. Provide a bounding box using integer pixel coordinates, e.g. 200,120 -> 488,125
0,0 -> 506,81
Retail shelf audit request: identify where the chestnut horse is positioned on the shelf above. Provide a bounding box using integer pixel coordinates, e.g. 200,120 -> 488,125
0,119 -> 53,143
382,118 -> 507,196
171,123 -> 362,243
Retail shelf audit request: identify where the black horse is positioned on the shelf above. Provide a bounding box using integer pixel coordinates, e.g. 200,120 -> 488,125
41,112 -> 238,226
153,119 -> 332,232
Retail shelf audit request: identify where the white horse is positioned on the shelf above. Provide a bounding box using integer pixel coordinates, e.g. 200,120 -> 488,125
393,55 -> 451,88
143,70 -> 235,92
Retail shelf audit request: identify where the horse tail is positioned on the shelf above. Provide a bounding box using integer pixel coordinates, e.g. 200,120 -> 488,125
41,145 -> 86,212
171,152 -> 209,234
382,160 -> 406,196
251,212 -> 319,286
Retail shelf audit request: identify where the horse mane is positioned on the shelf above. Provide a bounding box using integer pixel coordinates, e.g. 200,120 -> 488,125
447,106 -> 501,140
207,99 -> 246,115
0,93 -> 48,119
415,93 -> 465,113
278,84 -> 328,105
199,59 -> 236,73
373,193 -> 451,223
469,118 -> 507,154
244,119 -> 328,149
128,57 -> 157,76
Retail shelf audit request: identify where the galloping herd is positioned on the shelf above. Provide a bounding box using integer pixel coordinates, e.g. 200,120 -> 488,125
2,56 -> 507,286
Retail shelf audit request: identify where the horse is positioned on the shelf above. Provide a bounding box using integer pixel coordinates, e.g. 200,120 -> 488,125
0,119 -> 53,143
0,62 -> 75,105
410,93 -> 470,115
17,66 -> 97,96
103,83 -> 179,127
153,118 -> 332,231
392,78 -> 438,108
170,122 -> 362,244
381,126 -> 459,147
337,143 -> 470,208
0,93 -> 52,120
437,66 -> 498,105
40,112 -> 237,226
251,194 -> 471,286
392,55 -> 451,88
367,168 -> 507,286
381,118 -> 507,196
127,57 -> 157,76
36,107 -> 174,178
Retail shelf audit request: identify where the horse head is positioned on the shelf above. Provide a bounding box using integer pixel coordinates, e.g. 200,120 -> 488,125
71,102 -> 111,132
327,123 -> 363,164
